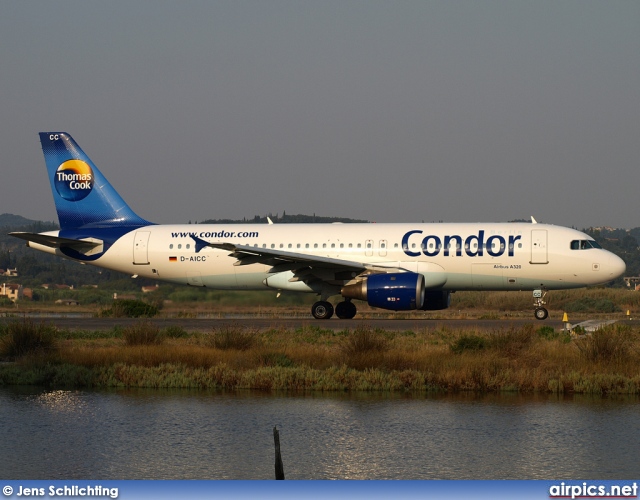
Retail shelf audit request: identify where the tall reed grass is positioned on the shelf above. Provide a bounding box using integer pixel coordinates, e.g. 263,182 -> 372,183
206,324 -> 259,350
0,319 -> 57,359
122,321 -> 165,346
2,321 -> 640,394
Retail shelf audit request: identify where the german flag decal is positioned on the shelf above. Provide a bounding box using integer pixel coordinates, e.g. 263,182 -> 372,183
169,256 -> 177,262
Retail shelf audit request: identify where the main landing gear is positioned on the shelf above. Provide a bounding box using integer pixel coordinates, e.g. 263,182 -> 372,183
311,301 -> 333,319
533,289 -> 549,320
335,300 -> 357,319
311,299 -> 357,319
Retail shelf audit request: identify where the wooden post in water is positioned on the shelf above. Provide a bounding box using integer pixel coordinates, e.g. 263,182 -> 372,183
274,426 -> 285,480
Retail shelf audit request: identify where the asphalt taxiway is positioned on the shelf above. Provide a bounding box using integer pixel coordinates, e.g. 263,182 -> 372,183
0,316 -> 609,332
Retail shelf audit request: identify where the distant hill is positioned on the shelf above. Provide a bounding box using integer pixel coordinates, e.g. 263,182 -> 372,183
0,213 -> 40,229
200,213 -> 369,224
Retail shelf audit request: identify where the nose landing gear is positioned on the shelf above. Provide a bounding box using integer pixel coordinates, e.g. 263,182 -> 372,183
533,289 -> 548,320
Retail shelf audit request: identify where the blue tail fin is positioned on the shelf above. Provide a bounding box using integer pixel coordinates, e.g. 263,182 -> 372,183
40,132 -> 151,230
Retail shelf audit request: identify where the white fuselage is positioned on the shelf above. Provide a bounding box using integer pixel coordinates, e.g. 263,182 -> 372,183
36,222 -> 625,293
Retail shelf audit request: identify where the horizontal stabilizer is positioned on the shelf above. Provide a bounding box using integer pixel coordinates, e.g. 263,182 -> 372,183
9,232 -> 104,255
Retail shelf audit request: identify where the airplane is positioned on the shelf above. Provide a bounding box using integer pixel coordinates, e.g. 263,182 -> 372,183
10,132 -> 626,320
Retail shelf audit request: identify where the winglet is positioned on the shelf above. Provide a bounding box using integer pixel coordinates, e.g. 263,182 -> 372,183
531,216 -> 538,224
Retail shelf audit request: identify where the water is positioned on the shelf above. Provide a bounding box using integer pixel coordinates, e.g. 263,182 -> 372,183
1,387 -> 638,479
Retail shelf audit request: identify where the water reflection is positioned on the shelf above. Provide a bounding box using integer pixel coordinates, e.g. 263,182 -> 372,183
1,388 -> 638,479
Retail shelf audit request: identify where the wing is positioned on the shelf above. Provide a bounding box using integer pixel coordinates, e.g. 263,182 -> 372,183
190,235 -> 407,286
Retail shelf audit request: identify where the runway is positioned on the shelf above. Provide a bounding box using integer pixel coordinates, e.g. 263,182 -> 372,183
0,315 -> 597,332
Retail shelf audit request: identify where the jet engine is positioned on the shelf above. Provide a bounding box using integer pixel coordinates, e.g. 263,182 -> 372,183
341,273 -> 425,311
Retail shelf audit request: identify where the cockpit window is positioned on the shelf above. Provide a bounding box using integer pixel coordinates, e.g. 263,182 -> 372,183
570,239 -> 601,250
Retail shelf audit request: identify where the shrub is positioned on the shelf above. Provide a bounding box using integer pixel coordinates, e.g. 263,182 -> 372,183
339,326 -> 389,356
257,352 -> 296,367
537,325 -> 558,340
0,319 -> 57,359
123,321 -> 165,346
100,299 -> 159,318
163,325 -> 189,339
208,324 -> 259,350
574,325 -> 635,363
487,325 -> 536,355
0,297 -> 14,307
450,334 -> 485,354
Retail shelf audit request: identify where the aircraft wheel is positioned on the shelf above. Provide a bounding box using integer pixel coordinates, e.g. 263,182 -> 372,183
534,307 -> 549,320
312,301 -> 334,320
335,301 -> 357,319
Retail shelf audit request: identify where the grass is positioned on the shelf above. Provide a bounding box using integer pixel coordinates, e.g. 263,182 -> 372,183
4,288 -> 640,321
2,320 -> 640,394
206,324 -> 259,350
122,321 -> 165,346
0,319 -> 58,359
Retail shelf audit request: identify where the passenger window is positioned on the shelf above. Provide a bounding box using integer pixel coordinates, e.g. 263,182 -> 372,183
305,243 -> 309,248
186,244 -> 190,249
178,244 -> 182,249
271,244 -> 275,248
288,244 -> 292,248
170,244 -> 173,249
340,243 -> 344,248
331,243 -> 336,248
314,243 -> 318,248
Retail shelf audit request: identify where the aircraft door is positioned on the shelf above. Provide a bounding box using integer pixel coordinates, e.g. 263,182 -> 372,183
530,229 -> 548,264
133,231 -> 150,265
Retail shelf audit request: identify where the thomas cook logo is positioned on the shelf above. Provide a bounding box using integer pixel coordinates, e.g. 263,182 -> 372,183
54,160 -> 94,201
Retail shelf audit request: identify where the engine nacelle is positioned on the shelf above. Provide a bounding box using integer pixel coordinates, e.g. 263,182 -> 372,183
420,290 -> 451,310
341,273 -> 425,311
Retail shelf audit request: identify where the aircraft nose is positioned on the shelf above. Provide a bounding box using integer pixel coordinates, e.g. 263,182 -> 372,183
607,253 -> 626,280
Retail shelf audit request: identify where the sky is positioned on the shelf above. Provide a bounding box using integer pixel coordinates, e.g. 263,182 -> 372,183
1,1 -> 639,229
